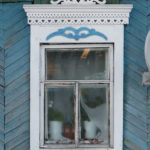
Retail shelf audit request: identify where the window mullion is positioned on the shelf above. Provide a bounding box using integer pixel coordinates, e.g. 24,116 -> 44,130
75,82 -> 79,147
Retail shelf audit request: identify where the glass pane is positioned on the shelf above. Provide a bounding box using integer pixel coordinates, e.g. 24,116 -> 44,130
44,84 -> 75,144
79,84 -> 109,145
46,47 -> 109,80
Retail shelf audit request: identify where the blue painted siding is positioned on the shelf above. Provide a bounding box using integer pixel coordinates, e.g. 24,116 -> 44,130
0,1 -> 150,150
0,49 -> 4,150
121,0 -> 150,150
0,4 -> 5,150
0,2 -> 30,150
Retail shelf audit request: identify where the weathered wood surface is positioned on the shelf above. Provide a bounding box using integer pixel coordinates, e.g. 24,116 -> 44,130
0,2 -> 30,150
0,4 -> 5,150
0,0 -> 150,150
121,0 -> 150,150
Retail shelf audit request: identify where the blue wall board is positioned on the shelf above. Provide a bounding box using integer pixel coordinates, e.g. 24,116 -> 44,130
0,4 -> 5,150
0,2 -> 31,150
121,0 -> 150,150
0,1 -> 150,150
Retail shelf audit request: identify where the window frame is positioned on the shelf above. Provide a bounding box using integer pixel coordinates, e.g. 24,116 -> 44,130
39,44 -> 114,149
23,3 -> 133,150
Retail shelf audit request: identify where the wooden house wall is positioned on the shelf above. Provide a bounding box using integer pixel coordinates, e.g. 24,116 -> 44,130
0,2 -> 31,150
0,0 -> 150,150
0,5 -> 5,150
121,0 -> 150,150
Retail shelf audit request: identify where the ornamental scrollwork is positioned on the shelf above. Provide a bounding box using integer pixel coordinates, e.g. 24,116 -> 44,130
46,27 -> 108,41
51,0 -> 106,5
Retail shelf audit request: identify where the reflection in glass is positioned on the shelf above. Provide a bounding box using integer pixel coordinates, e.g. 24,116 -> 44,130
79,84 -> 109,145
44,85 -> 75,144
46,47 -> 109,80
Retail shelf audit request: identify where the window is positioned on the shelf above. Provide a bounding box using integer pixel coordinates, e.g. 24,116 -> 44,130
23,3 -> 132,150
40,44 -> 113,148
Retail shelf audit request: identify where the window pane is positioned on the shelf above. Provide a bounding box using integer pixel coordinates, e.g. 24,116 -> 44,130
46,47 -> 109,80
79,84 -> 109,145
44,84 -> 75,144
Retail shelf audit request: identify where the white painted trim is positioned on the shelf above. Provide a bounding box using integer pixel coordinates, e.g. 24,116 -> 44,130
24,4 -> 132,150
39,44 -> 113,149
29,26 -> 124,150
50,0 -> 106,5
23,4 -> 132,25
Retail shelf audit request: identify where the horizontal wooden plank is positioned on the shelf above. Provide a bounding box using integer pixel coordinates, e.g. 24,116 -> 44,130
5,81 -> 29,105
124,70 -> 147,93
124,94 -> 149,115
5,27 -> 30,49
121,0 -> 148,16
5,53 -> 29,77
125,56 -> 146,74
10,139 -> 29,150
5,89 -> 29,114
124,121 -> 148,142
5,100 -> 29,124
5,131 -> 29,150
5,73 -> 29,97
5,62 -> 30,86
5,120 -> 29,143
124,110 -> 147,133
5,35 -> 30,57
124,103 -> 148,124
5,47 -> 29,68
5,110 -> 29,133
124,129 -> 147,150
124,138 -> 143,150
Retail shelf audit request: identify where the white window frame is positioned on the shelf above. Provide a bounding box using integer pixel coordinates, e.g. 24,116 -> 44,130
40,44 -> 114,149
23,3 -> 132,150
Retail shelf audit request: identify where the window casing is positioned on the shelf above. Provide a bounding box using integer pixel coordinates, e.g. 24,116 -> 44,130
23,4 -> 132,150
40,44 -> 114,149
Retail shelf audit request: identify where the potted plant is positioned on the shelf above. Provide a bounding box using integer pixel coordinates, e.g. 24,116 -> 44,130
81,105 -> 96,139
81,90 -> 103,139
64,122 -> 74,139
48,108 -> 64,140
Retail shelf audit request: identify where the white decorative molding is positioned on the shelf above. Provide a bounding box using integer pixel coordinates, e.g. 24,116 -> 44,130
51,0 -> 106,5
23,3 -> 133,150
23,4 -> 133,25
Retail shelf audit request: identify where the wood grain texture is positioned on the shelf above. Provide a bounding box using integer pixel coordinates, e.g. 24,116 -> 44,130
0,4 -> 5,150
0,2 -> 31,150
121,0 -> 150,150
0,0 -> 150,150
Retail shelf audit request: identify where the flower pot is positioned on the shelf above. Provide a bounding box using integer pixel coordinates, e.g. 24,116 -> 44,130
84,121 -> 96,139
64,126 -> 74,139
49,121 -> 62,140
